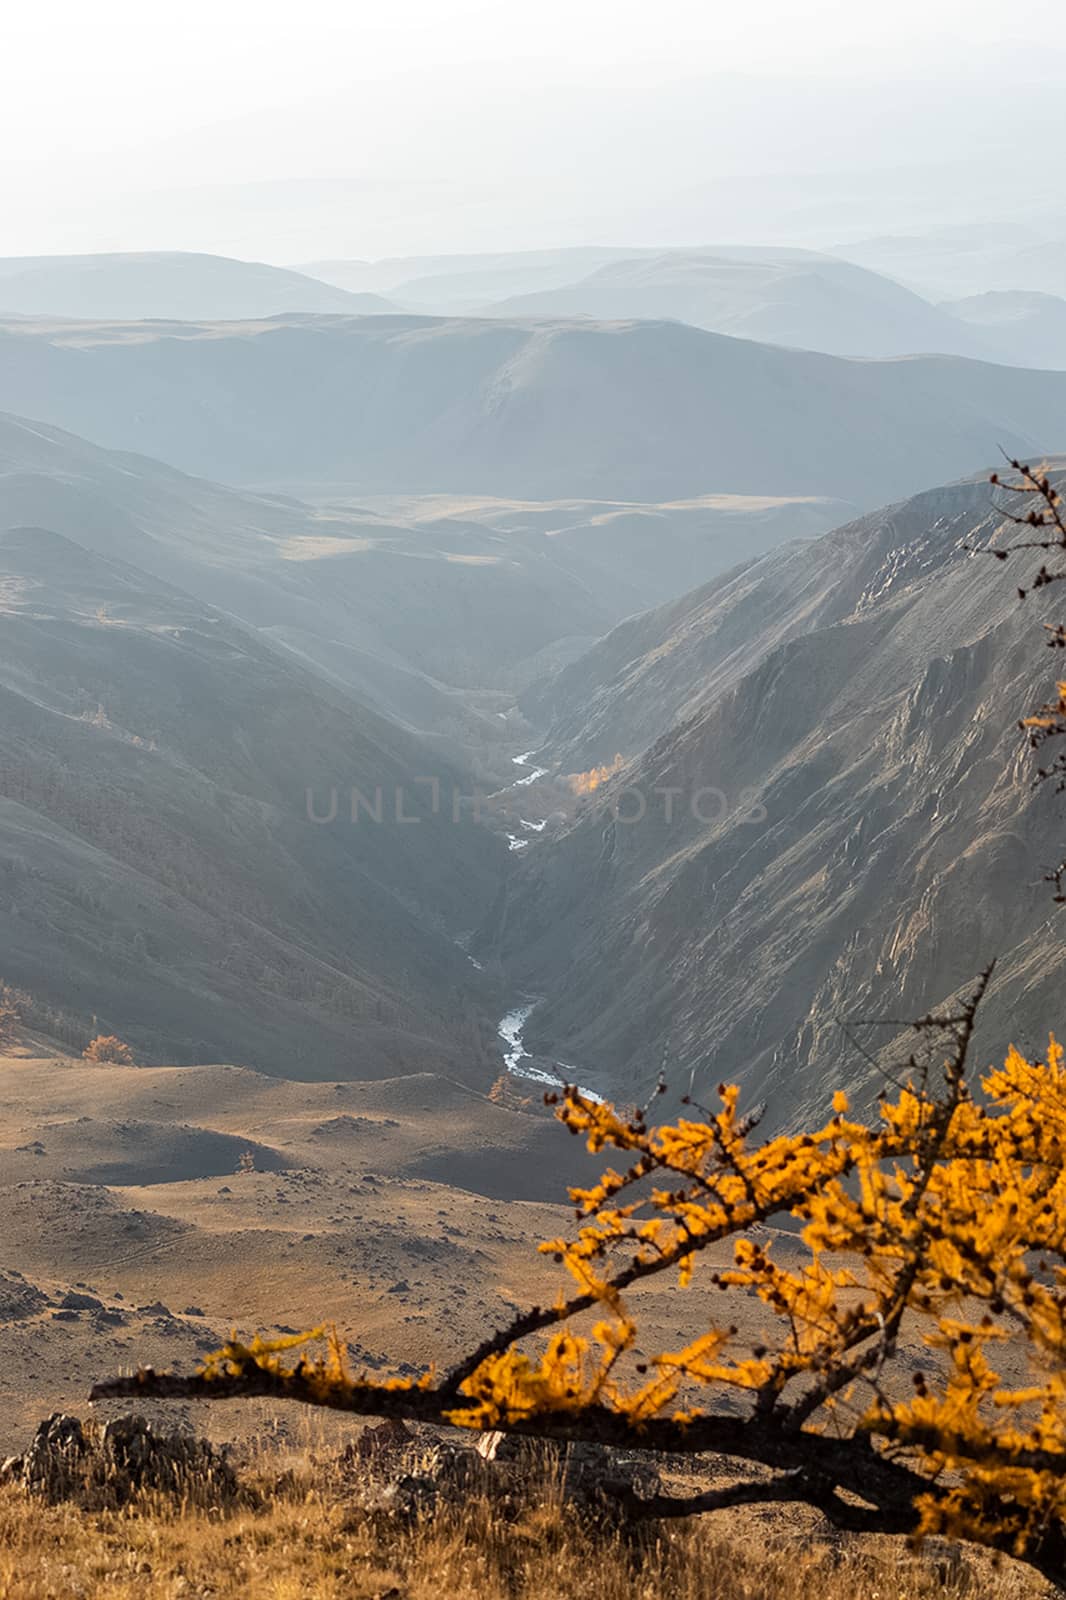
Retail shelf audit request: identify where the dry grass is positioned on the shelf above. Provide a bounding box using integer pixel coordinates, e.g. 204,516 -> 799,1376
0,1465 -> 1057,1600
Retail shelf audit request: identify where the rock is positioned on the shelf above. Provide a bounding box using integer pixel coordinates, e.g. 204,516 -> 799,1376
342,1429 -> 659,1523
3,1413 -> 240,1506
59,1291 -> 103,1311
92,1308 -> 127,1327
1,1413 -> 87,1499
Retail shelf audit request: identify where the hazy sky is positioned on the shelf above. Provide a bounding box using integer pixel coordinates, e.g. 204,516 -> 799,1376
5,0 -> 1065,261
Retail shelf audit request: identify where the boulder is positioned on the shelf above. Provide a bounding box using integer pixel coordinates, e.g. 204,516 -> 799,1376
0,1413 -> 240,1505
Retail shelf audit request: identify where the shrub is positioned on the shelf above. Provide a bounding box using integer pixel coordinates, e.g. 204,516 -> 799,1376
82,1034 -> 135,1065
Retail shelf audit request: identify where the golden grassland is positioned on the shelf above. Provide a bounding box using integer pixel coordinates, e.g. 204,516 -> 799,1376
0,1468 -> 1056,1600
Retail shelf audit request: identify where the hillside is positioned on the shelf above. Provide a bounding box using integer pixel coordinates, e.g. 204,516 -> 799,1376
0,252 -> 395,321
298,246 -> 653,307
0,525 -> 505,1076
0,413 -> 844,753
1,315 -> 1066,505
837,223 -> 1066,302
0,1041 -> 601,1449
488,249 -> 991,359
942,290 -> 1066,369
518,506 -> 882,768
488,475 -> 1066,1124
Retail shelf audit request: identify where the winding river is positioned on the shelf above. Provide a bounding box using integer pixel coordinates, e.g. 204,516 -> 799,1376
495,748 -> 603,1102
497,1002 -> 604,1103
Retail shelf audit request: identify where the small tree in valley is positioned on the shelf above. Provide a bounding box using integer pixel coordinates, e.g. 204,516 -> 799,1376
82,1034 -> 135,1065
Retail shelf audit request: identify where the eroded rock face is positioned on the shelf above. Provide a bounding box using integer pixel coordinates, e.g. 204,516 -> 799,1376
0,1413 -> 238,1505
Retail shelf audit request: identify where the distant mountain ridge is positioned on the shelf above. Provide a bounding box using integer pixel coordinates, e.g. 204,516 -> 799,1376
484,249 -> 992,359
1,314 -> 1066,506
0,252 -> 396,321
301,243 -> 1066,367
298,247 -> 657,307
941,290 -> 1066,369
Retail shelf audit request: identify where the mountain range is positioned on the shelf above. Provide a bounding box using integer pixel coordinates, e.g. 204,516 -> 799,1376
838,224 -> 1066,303
482,250 -> 987,359
2,313 -> 1066,506
6,412 -> 1060,1124
2,249 -> 1066,1129
0,252 -> 396,322
298,244 -> 1066,366
0,407 -> 847,1075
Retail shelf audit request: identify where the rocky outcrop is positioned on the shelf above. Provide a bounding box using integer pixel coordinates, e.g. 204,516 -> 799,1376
0,1413 -> 238,1506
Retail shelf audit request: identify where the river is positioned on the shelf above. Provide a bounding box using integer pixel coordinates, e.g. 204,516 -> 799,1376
497,1002 -> 604,1103
494,751 -> 604,1103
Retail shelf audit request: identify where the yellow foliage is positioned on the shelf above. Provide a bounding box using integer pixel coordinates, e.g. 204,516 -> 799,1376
82,1033 -> 135,1065
95,1000 -> 1066,1578
567,754 -> 624,796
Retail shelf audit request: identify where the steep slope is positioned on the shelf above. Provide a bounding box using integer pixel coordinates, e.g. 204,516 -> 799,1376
0,253 -> 395,321
489,477 -> 1066,1125
0,525 -> 505,1078
489,251 -> 990,359
1,315 -> 1066,505
518,514 -> 869,769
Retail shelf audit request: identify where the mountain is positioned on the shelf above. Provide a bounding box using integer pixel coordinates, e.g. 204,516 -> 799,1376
486,250 -> 990,359
298,248 -> 654,308
0,523 -> 505,1078
487,474 -> 1066,1126
836,224 -> 1066,302
517,516 -> 869,770
0,253 -> 396,321
942,291 -> 1066,370
2,314 -> 1066,507
0,412 -> 845,754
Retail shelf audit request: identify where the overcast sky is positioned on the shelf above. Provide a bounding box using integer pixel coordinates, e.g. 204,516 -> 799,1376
5,0 -> 1065,261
